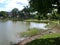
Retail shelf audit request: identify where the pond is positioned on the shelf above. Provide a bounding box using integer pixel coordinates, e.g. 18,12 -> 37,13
0,20 -> 47,45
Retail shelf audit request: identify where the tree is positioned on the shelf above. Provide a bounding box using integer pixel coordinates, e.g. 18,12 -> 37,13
0,11 -> 7,18
29,0 -> 60,20
18,11 -> 25,18
11,8 -> 19,18
22,6 -> 30,18
29,0 -> 53,14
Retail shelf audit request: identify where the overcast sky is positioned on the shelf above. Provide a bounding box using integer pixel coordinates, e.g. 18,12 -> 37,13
0,0 -> 29,11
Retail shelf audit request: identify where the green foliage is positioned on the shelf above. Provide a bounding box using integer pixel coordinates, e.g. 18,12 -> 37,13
11,8 -> 19,18
29,0 -> 52,14
34,15 -> 38,19
20,28 -> 41,37
22,6 -> 30,18
0,11 -> 7,18
29,0 -> 60,20
26,33 -> 60,45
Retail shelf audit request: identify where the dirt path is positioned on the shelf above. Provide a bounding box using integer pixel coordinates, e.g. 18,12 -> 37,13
17,30 -> 51,45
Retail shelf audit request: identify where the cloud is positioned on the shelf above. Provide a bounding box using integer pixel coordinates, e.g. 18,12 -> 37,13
0,0 -> 29,11
0,0 -> 5,3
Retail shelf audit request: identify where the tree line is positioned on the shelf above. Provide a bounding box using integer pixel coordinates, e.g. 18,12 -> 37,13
0,0 -> 60,20
0,6 -> 30,19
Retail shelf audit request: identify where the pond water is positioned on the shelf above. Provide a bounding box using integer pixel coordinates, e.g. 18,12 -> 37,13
0,20 -> 47,45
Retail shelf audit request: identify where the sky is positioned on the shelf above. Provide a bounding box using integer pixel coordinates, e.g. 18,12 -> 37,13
0,0 -> 29,12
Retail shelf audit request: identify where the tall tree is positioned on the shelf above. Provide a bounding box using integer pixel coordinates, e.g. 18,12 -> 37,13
11,8 -> 19,18
29,0 -> 60,20
29,0 -> 52,14
22,6 -> 30,18
18,11 -> 25,18
0,11 -> 7,18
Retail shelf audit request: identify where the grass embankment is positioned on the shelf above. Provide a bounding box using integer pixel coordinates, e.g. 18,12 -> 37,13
20,22 -> 59,37
24,19 -> 60,24
20,28 -> 41,37
7,18 -> 24,21
26,33 -> 60,45
0,18 -> 60,24
0,18 -> 24,21
40,33 -> 60,39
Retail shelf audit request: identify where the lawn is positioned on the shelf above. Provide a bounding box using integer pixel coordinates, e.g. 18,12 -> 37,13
26,33 -> 60,45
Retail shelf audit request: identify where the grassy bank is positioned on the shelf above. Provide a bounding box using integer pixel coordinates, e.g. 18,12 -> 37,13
0,18 -> 60,24
20,28 -> 42,37
24,19 -> 60,24
26,33 -> 60,45
40,33 -> 60,39
0,18 -> 24,21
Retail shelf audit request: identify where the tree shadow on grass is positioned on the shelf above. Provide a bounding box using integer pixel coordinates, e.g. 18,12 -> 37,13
26,37 -> 60,45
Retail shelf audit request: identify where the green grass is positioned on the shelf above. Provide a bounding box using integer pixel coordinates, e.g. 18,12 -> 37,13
20,28 -> 41,37
45,22 -> 57,28
26,33 -> 60,45
24,19 -> 60,23
24,19 -> 50,23
40,33 -> 60,39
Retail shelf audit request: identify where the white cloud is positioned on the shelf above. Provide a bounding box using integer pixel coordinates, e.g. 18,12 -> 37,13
0,0 -> 29,11
0,0 -> 5,3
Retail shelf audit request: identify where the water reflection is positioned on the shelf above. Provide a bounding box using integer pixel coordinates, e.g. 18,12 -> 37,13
30,22 -> 47,29
0,20 -> 47,45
